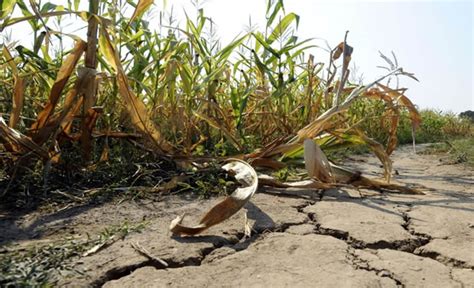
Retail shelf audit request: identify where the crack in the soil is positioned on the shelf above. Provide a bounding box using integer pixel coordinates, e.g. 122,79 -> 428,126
311,221 -> 430,252
401,208 -> 432,242
401,207 -> 472,269
296,202 -> 431,253
292,200 -> 474,287
96,198 -> 471,286
346,246 -> 404,287
90,246 -> 215,287
96,210 -> 312,287
294,201 -> 473,275
415,250 -> 473,270
91,235 -> 243,287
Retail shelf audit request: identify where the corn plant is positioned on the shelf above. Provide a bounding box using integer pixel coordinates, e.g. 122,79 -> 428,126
1,0 -> 423,196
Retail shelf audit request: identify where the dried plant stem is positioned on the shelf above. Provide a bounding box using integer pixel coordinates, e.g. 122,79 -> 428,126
334,30 -> 350,107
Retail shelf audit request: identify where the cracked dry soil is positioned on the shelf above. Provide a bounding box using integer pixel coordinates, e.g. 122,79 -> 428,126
2,145 -> 474,287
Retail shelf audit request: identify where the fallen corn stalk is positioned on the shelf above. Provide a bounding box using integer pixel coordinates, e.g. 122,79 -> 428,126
304,138 -> 422,194
258,174 -> 336,190
330,164 -> 424,195
257,165 -> 423,195
258,139 -> 423,195
170,159 -> 258,236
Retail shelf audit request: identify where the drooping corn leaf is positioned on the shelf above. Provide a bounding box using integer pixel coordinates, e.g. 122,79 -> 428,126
258,174 -> 335,190
194,111 -> 243,152
377,83 -> 421,129
33,67 -> 91,147
332,129 -> 393,182
250,67 -> 407,160
2,46 -> 25,129
30,40 -> 86,144
2,10 -> 111,29
100,27 -> 173,153
363,84 -> 421,155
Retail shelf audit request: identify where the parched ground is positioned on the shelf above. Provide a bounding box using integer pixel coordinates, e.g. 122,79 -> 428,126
1,144 -> 473,287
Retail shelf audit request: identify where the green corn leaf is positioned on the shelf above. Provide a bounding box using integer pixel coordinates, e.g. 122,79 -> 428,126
267,12 -> 299,44
216,34 -> 248,63
252,32 -> 280,59
40,2 -> 58,13
0,0 -> 16,20
266,0 -> 284,27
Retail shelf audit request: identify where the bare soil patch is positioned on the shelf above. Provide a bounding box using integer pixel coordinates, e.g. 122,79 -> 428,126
1,144 -> 473,287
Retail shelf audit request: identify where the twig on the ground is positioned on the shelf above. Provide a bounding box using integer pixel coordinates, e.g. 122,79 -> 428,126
82,236 -> 115,257
131,241 -> 168,268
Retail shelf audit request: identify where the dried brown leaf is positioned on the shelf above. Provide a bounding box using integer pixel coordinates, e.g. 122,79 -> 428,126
128,0 -> 154,27
332,41 -> 353,61
10,76 -> 25,129
100,27 -> 173,153
377,83 -> 421,129
248,157 -> 286,170
303,139 -> 334,183
31,67 -> 91,145
0,116 -> 49,160
170,159 -> 258,236
30,40 -> 86,134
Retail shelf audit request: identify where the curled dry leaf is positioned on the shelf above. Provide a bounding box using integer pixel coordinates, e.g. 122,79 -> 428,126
170,159 -> 258,236
304,139 -> 334,183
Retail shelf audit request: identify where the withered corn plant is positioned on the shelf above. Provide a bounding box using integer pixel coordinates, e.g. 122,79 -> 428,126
0,0 -> 421,198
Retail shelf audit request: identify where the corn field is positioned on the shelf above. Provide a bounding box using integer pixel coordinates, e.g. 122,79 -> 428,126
0,0 -> 422,198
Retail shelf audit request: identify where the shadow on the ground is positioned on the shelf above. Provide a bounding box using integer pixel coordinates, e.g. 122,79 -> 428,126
323,188 -> 474,218
0,191 -> 199,247
170,201 -> 276,252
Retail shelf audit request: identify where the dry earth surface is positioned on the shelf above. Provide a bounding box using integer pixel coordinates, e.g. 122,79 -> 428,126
1,144 -> 473,287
